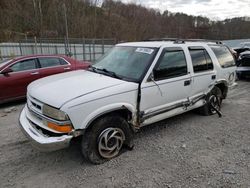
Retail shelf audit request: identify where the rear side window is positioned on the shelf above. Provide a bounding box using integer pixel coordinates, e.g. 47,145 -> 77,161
210,45 -> 236,68
189,48 -> 213,73
39,57 -> 62,68
154,48 -> 187,80
59,58 -> 69,65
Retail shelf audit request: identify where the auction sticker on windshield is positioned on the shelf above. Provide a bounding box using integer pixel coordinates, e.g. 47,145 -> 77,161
135,48 -> 154,54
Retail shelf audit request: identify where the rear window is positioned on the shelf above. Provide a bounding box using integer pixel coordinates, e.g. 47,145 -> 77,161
39,57 -> 62,68
210,45 -> 236,68
189,48 -> 213,73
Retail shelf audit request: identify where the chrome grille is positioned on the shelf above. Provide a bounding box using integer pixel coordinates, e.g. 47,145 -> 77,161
27,94 -> 43,114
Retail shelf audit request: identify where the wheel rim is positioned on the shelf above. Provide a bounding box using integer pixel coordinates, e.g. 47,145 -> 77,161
209,95 -> 220,113
98,128 -> 125,159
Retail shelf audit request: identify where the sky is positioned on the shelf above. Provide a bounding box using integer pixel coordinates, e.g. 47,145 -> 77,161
117,0 -> 250,20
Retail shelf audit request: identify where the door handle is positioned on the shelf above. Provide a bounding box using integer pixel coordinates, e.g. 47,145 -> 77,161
184,80 -> 191,86
211,75 -> 216,80
30,72 -> 39,75
64,67 -> 71,70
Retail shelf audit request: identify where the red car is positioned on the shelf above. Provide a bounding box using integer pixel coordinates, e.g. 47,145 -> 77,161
0,55 -> 90,104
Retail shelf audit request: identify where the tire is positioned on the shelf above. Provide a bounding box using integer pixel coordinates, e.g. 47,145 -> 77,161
198,86 -> 222,116
81,115 -> 134,164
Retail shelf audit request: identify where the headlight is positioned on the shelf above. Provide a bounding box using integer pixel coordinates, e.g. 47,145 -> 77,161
42,104 -> 69,121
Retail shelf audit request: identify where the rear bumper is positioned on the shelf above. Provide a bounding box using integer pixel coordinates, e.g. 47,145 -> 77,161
19,105 -> 73,152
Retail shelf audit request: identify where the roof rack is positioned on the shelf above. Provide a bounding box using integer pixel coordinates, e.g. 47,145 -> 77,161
143,38 -> 178,42
144,38 -> 223,44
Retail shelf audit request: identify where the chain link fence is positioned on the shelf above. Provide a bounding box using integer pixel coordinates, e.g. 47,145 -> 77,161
0,38 -> 116,62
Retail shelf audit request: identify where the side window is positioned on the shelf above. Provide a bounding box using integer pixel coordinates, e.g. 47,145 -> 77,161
59,58 -> 69,65
189,48 -> 213,73
154,49 -> 187,80
39,57 -> 62,68
10,59 -> 37,72
210,45 -> 236,68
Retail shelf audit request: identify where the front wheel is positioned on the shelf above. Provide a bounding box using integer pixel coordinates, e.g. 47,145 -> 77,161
81,115 -> 133,164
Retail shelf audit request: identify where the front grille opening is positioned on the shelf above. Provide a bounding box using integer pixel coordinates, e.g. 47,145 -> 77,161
31,101 -> 42,110
29,120 -> 67,137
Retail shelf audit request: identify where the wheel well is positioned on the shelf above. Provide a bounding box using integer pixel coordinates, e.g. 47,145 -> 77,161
215,83 -> 228,99
86,108 -> 133,130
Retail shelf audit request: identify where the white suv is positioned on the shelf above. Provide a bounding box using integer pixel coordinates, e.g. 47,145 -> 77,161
19,40 -> 237,164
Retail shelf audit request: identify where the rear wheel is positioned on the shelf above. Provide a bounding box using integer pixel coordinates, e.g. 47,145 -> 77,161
81,115 -> 133,164
198,86 -> 222,116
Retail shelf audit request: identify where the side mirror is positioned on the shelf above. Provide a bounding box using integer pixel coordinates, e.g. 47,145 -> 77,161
1,67 -> 13,75
148,71 -> 155,82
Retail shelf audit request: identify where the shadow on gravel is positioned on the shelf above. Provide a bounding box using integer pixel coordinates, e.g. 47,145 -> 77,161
237,78 -> 250,82
138,111 -> 196,136
19,111 -> 200,166
0,99 -> 26,109
16,112 -> 196,167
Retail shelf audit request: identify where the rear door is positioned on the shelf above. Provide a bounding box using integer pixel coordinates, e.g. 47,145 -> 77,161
0,58 -> 40,101
38,57 -> 73,78
188,46 -> 216,98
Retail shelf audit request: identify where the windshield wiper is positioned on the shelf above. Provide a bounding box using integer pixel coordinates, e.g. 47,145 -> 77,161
88,65 -> 97,72
88,65 -> 122,79
98,68 -> 122,79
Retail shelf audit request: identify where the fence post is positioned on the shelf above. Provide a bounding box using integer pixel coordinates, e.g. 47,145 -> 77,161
89,40 -> 92,62
73,43 -> 76,59
34,36 -> 38,54
55,45 -> 58,54
64,37 -> 68,56
82,38 -> 86,61
93,39 -> 95,61
40,40 -> 43,54
19,42 -> 23,56
102,38 -> 105,55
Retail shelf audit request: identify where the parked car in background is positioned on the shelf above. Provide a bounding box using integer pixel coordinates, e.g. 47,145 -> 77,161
234,47 -> 250,55
236,50 -> 250,79
0,55 -> 90,104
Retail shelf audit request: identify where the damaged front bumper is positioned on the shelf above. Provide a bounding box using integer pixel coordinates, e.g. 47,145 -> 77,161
19,105 -> 73,152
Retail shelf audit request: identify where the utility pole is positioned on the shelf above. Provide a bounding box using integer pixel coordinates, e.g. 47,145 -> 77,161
94,0 -> 98,39
63,2 -> 69,55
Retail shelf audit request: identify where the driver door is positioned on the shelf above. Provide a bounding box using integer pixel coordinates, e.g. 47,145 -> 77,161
0,58 -> 40,102
140,47 -> 192,125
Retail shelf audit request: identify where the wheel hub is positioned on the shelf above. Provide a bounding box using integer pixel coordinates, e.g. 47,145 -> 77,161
209,95 -> 220,113
98,128 -> 125,159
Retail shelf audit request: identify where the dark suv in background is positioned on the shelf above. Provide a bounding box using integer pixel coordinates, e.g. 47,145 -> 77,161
234,48 -> 250,79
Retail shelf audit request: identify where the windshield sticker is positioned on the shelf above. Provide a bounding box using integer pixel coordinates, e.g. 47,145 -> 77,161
135,48 -> 154,54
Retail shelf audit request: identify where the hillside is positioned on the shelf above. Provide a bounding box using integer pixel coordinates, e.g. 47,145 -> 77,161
0,0 -> 250,42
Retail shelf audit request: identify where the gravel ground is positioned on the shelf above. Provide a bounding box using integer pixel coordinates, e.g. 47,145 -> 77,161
0,81 -> 250,188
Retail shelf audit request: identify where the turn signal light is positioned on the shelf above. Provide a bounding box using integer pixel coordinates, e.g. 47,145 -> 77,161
47,122 -> 72,133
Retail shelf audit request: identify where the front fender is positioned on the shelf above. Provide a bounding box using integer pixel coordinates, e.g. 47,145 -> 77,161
81,103 -> 136,129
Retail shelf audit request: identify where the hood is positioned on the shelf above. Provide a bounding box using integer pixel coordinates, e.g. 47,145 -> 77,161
28,70 -> 130,108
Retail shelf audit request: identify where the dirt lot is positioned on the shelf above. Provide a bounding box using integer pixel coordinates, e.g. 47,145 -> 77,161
0,81 -> 250,188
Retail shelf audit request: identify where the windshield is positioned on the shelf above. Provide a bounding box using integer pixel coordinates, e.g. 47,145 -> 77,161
92,46 -> 157,81
0,59 -> 12,69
